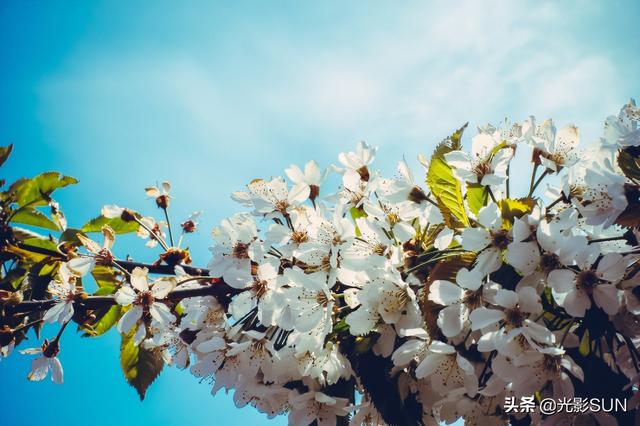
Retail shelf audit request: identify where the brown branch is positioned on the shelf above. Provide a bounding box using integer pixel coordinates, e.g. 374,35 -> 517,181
15,242 -> 210,276
7,278 -> 238,315
116,259 -> 210,276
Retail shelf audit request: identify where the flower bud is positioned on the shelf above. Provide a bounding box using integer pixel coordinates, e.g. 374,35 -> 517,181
120,209 -> 137,222
181,220 -> 197,233
42,339 -> 60,358
356,166 -> 370,182
158,248 -> 192,267
309,185 -> 320,202
155,194 -> 170,209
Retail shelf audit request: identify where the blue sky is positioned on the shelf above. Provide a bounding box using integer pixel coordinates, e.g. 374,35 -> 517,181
1,1 -> 639,425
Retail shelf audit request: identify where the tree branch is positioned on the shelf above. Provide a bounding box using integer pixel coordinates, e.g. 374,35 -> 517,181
4,250 -> 241,314
6,277 -> 238,315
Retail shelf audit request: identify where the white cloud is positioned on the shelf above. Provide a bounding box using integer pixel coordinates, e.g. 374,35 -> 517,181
35,0 -> 638,192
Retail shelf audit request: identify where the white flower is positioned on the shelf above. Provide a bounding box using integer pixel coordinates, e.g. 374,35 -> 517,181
145,181 -> 171,201
101,204 -> 125,218
337,141 -> 377,180
460,203 -> 510,274
576,159 -> 628,228
363,199 -> 418,243
428,268 -> 485,337
346,269 -> 420,336
265,206 -> 315,257
229,258 -> 285,327
415,341 -> 477,397
298,342 -> 352,386
144,326 -> 191,369
341,217 -> 394,270
208,213 -> 263,288
470,287 -> 555,354
391,328 -> 429,366
349,399 -> 387,426
136,216 -> 168,248
283,268 -> 334,338
20,340 -> 63,384
115,267 -> 176,345
74,226 -> 115,272
285,160 -> 326,202
531,120 -> 580,172
232,177 -> 300,217
289,390 -> 350,426
549,251 -> 627,317
511,351 -> 583,399
445,132 -> 513,187
603,99 -> 640,148
179,295 -> 227,338
43,263 -> 78,325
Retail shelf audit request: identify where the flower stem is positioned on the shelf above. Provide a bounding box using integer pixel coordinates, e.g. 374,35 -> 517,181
162,207 -> 175,247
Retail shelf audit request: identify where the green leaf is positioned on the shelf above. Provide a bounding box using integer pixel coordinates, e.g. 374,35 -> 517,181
120,328 -> 164,400
4,244 -> 51,263
93,285 -> 116,295
354,335 -> 375,353
579,330 -> 591,356
83,304 -> 122,337
10,208 -> 60,231
466,183 -> 489,216
426,124 -> 470,228
82,215 -> 139,234
0,144 -> 13,168
59,228 -> 84,246
92,266 -> 118,288
10,172 -> 78,207
350,207 -> 367,237
498,198 -> 535,228
349,207 -> 367,220
1,267 -> 27,290
20,236 -> 60,254
618,146 -> 640,182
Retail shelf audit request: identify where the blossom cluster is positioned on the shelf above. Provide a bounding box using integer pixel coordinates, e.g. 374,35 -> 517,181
6,100 -> 640,426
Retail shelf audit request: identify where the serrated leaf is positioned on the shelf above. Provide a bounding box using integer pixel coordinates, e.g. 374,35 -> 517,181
498,198 -> 534,228
82,215 -> 139,234
618,146 -> 640,182
59,228 -> 84,246
4,244 -> 51,263
10,172 -> 78,208
615,199 -> 640,228
466,183 -> 489,216
92,266 -> 118,288
83,304 -> 122,337
579,330 -> 591,356
426,124 -> 470,228
120,328 -> 164,400
20,237 -> 60,254
2,267 -> 27,290
10,208 -> 60,231
0,144 -> 13,168
93,285 -> 116,295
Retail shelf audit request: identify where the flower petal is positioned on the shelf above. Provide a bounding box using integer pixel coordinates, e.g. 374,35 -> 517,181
49,357 -> 64,384
593,284 -> 622,315
151,278 -> 175,299
429,280 -> 465,305
469,307 -> 505,330
117,305 -> 143,334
